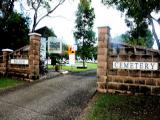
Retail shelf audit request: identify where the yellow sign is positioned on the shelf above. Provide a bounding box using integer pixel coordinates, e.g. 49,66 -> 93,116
68,45 -> 75,54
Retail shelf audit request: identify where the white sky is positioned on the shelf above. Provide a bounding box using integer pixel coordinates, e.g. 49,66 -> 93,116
35,0 -> 129,44
15,0 -> 159,49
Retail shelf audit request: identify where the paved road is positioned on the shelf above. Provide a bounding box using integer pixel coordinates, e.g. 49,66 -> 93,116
0,70 -> 97,120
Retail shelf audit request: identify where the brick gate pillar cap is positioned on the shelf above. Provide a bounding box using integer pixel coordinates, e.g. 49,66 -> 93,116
2,48 -> 13,52
98,26 -> 110,29
28,32 -> 41,37
98,26 -> 110,34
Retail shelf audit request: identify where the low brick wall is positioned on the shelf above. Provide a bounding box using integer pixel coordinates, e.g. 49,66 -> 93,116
0,33 -> 41,81
97,26 -> 160,95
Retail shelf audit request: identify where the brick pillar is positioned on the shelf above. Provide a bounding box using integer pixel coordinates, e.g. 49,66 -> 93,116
97,26 -> 110,93
2,49 -> 13,75
28,33 -> 41,80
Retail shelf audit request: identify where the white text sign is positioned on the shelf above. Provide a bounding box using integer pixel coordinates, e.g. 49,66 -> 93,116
113,61 -> 158,70
48,37 -> 62,54
11,59 -> 28,65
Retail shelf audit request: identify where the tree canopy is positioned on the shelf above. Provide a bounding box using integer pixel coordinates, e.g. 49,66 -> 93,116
102,0 -> 160,49
121,21 -> 154,48
122,30 -> 154,48
0,0 -> 30,50
0,0 -> 15,18
74,0 -> 96,67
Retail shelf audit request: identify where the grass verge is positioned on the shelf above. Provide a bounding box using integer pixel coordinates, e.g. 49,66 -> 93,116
0,78 -> 24,89
48,62 -> 97,72
83,93 -> 160,120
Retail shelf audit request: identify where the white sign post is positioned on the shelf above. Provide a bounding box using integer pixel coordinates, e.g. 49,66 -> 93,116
69,54 -> 76,66
40,37 -> 46,61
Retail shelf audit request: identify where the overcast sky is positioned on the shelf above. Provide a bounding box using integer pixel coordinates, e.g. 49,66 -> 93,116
15,0 -> 159,49
34,0 -> 129,44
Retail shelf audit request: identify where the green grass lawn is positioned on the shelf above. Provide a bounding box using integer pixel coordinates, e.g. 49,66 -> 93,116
48,62 -> 97,72
83,93 -> 160,120
0,78 -> 24,89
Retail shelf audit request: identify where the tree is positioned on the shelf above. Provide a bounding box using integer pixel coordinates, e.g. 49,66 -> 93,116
122,31 -> 154,48
102,0 -> 160,49
19,0 -> 65,32
3,12 -> 30,50
121,22 -> 154,48
74,0 -> 96,68
90,45 -> 97,61
0,0 -> 30,50
0,0 -> 15,18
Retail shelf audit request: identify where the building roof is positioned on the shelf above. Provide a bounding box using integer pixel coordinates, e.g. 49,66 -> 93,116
35,26 -> 56,38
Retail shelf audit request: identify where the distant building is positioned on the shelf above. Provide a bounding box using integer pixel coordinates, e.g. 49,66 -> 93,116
35,26 -> 56,38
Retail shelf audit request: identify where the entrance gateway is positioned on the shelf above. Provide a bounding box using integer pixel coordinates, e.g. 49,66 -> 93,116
97,26 -> 160,95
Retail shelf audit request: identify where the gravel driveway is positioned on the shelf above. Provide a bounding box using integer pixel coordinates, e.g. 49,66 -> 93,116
0,70 -> 96,120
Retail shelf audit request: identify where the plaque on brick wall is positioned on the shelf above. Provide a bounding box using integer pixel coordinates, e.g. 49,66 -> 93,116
113,61 -> 158,70
11,59 -> 28,65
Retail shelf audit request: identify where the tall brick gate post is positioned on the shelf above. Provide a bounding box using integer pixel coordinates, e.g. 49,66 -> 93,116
28,33 -> 41,80
97,26 -> 110,93
2,49 -> 13,76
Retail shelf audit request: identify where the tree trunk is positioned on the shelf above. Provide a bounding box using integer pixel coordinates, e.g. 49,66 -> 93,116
148,16 -> 160,50
82,38 -> 85,68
